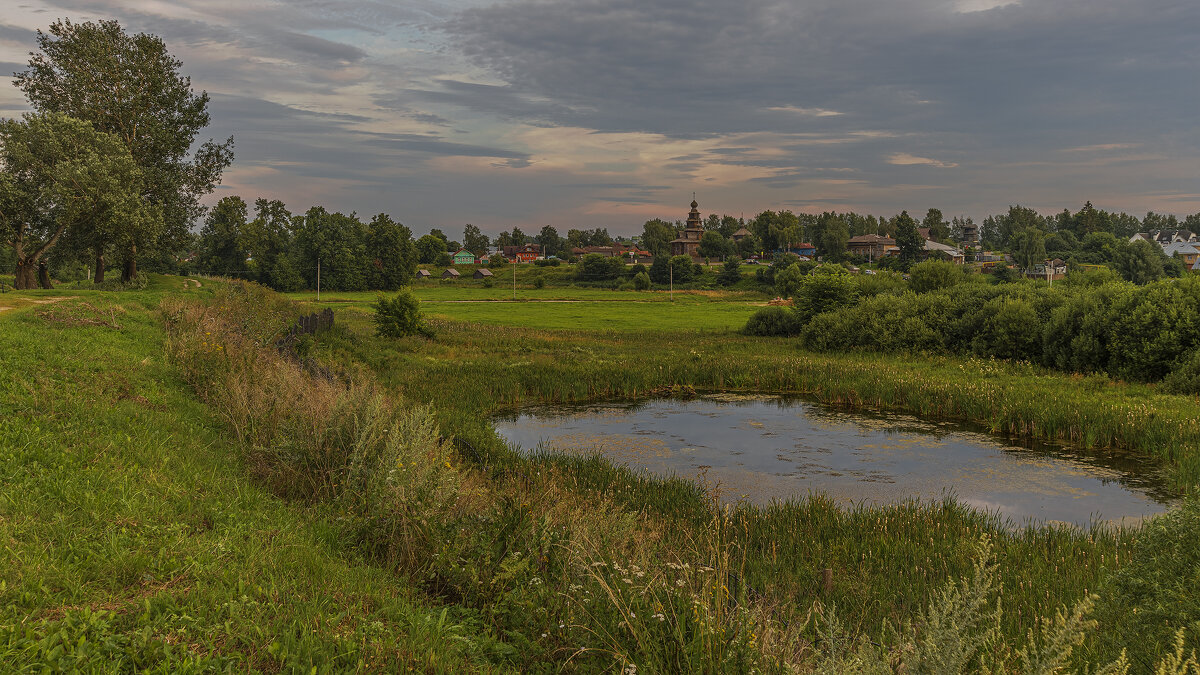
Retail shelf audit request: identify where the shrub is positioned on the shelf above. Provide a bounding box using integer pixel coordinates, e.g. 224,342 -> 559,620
576,253 -> 624,281
717,258 -> 742,286
533,258 -> 560,267
487,253 -> 507,268
632,271 -> 651,290
793,271 -> 859,321
971,297 -> 1041,360
856,270 -> 907,297
668,255 -> 696,284
1161,350 -> 1200,396
743,306 -> 801,336
774,263 -> 804,298
1089,500 -> 1200,670
373,289 -> 425,338
909,260 -> 963,293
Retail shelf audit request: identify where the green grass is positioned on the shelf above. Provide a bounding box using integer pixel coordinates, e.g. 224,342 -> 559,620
5,276 -> 1199,672
0,279 -> 508,672
288,287 -> 765,332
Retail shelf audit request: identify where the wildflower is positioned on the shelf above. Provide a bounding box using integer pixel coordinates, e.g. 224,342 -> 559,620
652,613 -> 665,622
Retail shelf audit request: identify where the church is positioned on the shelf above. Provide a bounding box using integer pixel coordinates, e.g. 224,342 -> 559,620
669,197 -> 705,258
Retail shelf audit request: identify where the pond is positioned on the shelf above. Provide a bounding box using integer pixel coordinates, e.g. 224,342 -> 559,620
493,394 -> 1175,527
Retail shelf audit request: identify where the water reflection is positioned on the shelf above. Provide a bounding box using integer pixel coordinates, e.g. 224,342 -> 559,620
492,395 -> 1174,527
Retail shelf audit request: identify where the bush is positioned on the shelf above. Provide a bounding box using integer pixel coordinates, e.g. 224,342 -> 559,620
908,260 -> 963,293
577,253 -> 624,281
632,271 -> 650,290
373,289 -> 425,338
717,258 -> 742,286
971,297 -> 1041,360
1089,500 -> 1200,670
856,271 -> 907,297
743,306 -> 802,336
774,263 -> 805,298
533,276 -> 545,289
793,271 -> 859,321
1162,351 -> 1200,396
668,255 -> 696,284
533,258 -> 561,267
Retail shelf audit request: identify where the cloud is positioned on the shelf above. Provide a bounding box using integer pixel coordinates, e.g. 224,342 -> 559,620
763,106 -> 844,117
887,153 -> 958,168
6,0 -> 1200,234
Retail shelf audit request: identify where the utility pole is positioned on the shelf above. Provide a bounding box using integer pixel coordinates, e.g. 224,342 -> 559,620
513,257 -> 517,300
316,258 -> 321,301
669,261 -> 674,301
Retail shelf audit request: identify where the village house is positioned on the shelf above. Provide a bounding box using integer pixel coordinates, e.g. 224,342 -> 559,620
731,226 -> 753,242
502,243 -> 542,262
473,268 -> 494,279
847,234 -> 897,261
441,268 -> 460,280
1162,241 -> 1200,268
570,242 -> 652,262
1130,230 -> 1198,247
415,269 -> 431,279
452,249 -> 477,265
779,243 -> 816,258
923,239 -> 965,264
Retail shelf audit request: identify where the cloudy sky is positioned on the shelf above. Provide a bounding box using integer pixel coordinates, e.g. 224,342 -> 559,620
1,0 -> 1197,236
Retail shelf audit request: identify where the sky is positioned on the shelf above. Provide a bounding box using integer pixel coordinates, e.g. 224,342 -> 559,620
1,0 -> 1198,236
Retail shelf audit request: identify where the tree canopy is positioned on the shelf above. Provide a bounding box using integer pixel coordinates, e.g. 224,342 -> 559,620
0,113 -> 153,288
15,18 -> 233,280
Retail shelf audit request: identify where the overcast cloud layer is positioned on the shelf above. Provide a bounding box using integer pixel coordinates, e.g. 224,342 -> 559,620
1,0 -> 1197,234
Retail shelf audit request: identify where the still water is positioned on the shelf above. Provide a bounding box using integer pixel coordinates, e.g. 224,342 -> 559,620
493,394 -> 1174,527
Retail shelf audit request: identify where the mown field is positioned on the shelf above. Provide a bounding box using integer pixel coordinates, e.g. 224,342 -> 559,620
2,275 -> 1198,672
288,288 -> 763,332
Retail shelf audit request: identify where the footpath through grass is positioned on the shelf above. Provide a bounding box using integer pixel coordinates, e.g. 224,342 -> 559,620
0,279 -> 507,672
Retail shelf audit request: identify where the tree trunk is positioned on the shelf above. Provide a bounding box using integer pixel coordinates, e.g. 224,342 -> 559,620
122,246 -> 137,283
37,261 -> 53,289
94,250 -> 105,284
14,260 -> 37,290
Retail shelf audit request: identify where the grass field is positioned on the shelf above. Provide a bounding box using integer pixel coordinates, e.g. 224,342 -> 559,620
288,287 -> 765,332
3,275 -> 1198,672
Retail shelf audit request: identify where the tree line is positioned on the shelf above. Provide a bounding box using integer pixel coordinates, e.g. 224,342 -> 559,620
637,204 -> 1200,271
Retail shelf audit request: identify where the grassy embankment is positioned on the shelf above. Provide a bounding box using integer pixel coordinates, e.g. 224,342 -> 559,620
0,277 -> 506,671
4,277 -> 1198,671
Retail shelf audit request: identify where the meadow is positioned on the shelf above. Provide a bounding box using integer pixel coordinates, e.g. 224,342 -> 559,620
2,275 -> 1198,672
288,286 -> 763,332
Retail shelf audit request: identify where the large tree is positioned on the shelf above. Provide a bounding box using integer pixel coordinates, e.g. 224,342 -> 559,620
536,225 -> 564,258
15,19 -> 234,281
640,219 -> 676,258
921,208 -> 951,242
197,195 -> 247,277
816,212 -> 849,262
894,210 -> 923,269
365,213 -> 416,290
241,198 -> 300,290
462,224 -> 489,257
0,113 -> 152,289
1010,226 -> 1046,273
